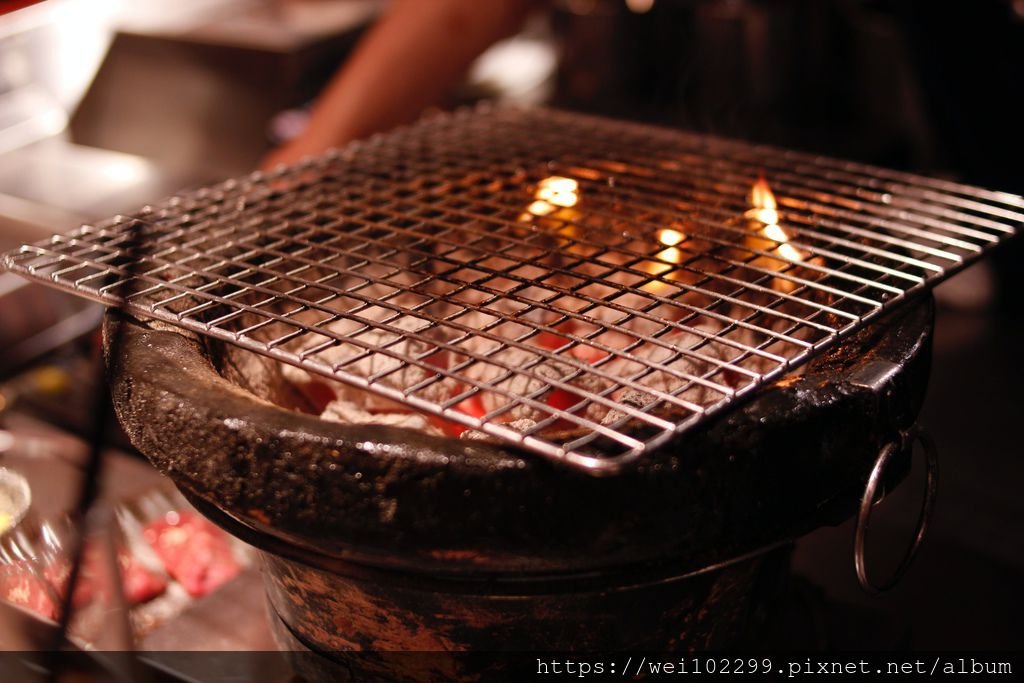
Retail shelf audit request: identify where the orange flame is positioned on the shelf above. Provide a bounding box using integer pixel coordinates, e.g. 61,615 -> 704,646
747,178 -> 800,260
746,177 -> 782,230
525,176 -> 580,218
746,177 -> 803,292
749,177 -> 776,210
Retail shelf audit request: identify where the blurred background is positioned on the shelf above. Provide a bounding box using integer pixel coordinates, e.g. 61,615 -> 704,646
0,0 -> 1020,655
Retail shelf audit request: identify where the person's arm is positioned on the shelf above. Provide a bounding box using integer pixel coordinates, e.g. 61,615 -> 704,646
262,0 -> 539,168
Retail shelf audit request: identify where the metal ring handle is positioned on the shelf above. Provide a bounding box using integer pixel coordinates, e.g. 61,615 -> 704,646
854,426 -> 938,594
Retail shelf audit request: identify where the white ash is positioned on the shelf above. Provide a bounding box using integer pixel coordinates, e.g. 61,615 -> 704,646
606,322 -> 739,408
468,356 -> 611,424
321,398 -> 443,436
601,390 -> 656,427
461,418 -> 537,441
284,321 -> 454,412
277,306 -> 772,435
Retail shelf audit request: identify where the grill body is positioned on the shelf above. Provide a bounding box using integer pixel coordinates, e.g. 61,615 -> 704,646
261,548 -> 790,680
106,300 -> 931,575
105,293 -> 931,669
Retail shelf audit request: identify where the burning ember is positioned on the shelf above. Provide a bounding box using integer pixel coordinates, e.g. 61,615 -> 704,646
273,173 -> 821,442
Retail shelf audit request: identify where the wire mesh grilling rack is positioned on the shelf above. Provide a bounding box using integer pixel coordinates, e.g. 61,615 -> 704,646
3,106 -> 1021,474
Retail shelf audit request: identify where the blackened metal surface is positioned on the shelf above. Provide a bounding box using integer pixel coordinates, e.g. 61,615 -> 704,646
260,547 -> 791,682
104,297 -> 932,577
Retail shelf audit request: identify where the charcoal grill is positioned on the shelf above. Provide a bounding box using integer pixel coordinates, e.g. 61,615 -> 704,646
4,107 -> 1019,473
1,107 -> 1020,671
101,298 -> 933,667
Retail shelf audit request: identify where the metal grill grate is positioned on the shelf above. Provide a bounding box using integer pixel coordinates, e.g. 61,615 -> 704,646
3,107 -> 1021,474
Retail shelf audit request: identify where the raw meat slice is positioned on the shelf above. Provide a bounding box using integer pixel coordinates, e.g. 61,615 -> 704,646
143,511 -> 240,598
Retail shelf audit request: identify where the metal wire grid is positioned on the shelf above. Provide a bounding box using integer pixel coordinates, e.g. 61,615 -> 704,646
3,106 -> 1021,474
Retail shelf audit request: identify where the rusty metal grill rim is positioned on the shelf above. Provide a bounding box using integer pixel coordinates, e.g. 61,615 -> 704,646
2,105 -> 1021,475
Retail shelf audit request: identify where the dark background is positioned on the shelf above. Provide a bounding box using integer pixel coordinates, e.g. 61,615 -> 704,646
0,0 -> 1020,655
